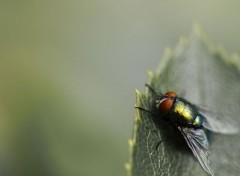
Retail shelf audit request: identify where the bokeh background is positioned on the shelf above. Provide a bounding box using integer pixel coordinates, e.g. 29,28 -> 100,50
1,1 -> 240,176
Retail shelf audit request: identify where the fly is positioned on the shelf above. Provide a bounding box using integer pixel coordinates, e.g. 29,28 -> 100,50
136,84 -> 239,176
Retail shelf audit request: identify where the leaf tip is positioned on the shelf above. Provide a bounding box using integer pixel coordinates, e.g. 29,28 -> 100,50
135,89 -> 141,96
192,23 -> 204,37
147,70 -> 154,79
164,47 -> 173,56
146,70 -> 154,88
213,46 -> 240,71
125,162 -> 132,175
128,139 -> 135,148
134,107 -> 143,123
134,115 -> 141,123
191,23 -> 211,45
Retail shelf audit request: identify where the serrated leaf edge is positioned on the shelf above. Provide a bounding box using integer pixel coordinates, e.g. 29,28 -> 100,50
126,24 -> 240,176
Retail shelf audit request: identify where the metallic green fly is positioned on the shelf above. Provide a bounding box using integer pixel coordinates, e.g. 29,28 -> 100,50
136,84 -> 239,176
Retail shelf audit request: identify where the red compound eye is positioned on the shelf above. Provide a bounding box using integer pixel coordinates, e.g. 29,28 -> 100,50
159,91 -> 176,112
165,91 -> 176,97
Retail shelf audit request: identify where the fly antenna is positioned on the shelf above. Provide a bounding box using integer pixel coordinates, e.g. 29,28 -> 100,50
145,84 -> 159,95
135,106 -> 159,115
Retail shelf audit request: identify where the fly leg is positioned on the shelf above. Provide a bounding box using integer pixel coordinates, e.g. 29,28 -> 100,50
155,136 -> 183,150
145,84 -> 165,96
135,106 -> 160,116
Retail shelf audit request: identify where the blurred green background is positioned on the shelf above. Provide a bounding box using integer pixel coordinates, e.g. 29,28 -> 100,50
1,1 -> 240,176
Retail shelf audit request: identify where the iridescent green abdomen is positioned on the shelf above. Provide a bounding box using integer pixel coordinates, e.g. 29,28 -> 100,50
169,98 -> 202,128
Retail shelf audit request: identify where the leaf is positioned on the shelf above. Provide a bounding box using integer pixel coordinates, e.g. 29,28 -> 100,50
127,25 -> 240,176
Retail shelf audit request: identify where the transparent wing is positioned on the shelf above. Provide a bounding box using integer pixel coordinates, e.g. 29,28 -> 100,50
197,106 -> 239,134
178,126 -> 214,176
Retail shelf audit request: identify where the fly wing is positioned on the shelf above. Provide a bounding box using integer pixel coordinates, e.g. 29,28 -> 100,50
197,106 -> 239,134
178,126 -> 214,176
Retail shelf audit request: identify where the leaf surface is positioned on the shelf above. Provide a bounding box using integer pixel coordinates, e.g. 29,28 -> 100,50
128,26 -> 240,176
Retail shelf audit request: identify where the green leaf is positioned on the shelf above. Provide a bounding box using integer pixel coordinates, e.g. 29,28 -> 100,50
127,26 -> 240,176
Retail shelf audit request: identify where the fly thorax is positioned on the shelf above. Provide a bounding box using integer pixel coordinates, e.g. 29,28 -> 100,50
172,100 -> 198,126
